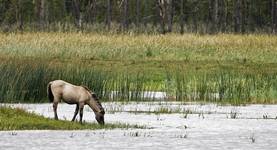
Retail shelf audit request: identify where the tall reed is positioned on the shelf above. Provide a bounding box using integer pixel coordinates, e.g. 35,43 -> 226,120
0,61 -> 276,104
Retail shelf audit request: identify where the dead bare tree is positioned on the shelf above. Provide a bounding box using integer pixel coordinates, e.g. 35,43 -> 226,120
157,0 -> 167,34
272,0 -> 276,33
72,0 -> 82,29
85,0 -> 97,24
136,0 -> 141,28
157,0 -> 174,33
106,0 -> 112,30
213,0 -> 218,33
167,0 -> 173,32
222,0 -> 227,32
122,0 -> 129,30
14,1 -> 23,31
180,0 -> 185,34
35,0 -> 47,29
234,0 -> 242,33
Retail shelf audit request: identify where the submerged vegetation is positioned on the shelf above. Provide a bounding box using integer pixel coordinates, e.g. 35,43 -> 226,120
0,106 -> 143,130
0,33 -> 276,104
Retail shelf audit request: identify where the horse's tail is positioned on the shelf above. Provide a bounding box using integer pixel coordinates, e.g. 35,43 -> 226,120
47,82 -> 54,103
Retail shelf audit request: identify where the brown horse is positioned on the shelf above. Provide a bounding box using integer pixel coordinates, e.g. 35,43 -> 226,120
47,80 -> 105,125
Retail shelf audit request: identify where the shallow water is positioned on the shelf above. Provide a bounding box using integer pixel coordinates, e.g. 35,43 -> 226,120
1,102 -> 277,150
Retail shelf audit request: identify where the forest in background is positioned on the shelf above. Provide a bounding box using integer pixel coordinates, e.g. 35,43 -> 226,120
0,0 -> 276,34
0,0 -> 277,104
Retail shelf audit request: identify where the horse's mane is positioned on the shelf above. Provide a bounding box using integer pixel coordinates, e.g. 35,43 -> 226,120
81,85 -> 92,93
81,85 -> 104,112
81,85 -> 100,101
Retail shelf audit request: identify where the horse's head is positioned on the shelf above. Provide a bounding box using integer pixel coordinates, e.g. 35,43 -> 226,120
95,111 -> 105,125
91,92 -> 105,125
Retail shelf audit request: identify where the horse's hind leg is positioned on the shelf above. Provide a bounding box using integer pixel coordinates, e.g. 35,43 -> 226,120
71,104 -> 79,122
53,101 -> 59,120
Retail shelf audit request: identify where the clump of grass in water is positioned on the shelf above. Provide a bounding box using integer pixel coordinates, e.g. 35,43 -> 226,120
249,133 -> 256,143
227,110 -> 238,119
166,69 -> 277,104
154,107 -> 173,114
0,107 -> 144,130
124,131 -> 152,137
175,134 -> 188,139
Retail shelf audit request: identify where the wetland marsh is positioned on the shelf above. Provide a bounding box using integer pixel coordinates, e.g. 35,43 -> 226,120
1,102 -> 277,149
0,33 -> 276,149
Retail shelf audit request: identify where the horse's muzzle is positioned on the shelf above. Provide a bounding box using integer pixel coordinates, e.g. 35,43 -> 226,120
96,115 -> 105,125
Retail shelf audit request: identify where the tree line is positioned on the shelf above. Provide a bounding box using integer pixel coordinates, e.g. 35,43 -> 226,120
0,0 -> 276,34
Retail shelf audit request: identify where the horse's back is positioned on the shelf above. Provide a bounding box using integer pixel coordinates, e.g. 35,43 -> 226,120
51,80 -> 72,87
51,80 -> 78,90
49,80 -> 90,103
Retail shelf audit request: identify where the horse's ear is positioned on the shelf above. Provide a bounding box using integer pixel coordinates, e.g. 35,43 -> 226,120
91,92 -> 99,100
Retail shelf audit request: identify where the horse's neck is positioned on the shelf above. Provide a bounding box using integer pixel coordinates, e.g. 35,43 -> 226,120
87,99 -> 104,113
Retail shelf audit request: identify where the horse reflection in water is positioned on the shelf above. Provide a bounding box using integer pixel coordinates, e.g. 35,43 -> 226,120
47,80 -> 105,125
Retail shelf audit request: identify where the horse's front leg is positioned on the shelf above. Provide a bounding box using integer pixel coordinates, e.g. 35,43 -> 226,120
53,102 -> 59,120
71,104 -> 79,122
79,103 -> 85,124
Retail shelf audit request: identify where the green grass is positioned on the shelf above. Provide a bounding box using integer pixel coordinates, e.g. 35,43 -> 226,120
0,32 -> 276,104
0,106 -> 143,130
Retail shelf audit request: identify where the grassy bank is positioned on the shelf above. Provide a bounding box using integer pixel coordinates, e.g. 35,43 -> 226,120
0,106 -> 142,130
0,33 -> 276,104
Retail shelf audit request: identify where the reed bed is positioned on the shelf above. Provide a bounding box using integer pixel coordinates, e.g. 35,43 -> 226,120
0,60 -> 276,104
